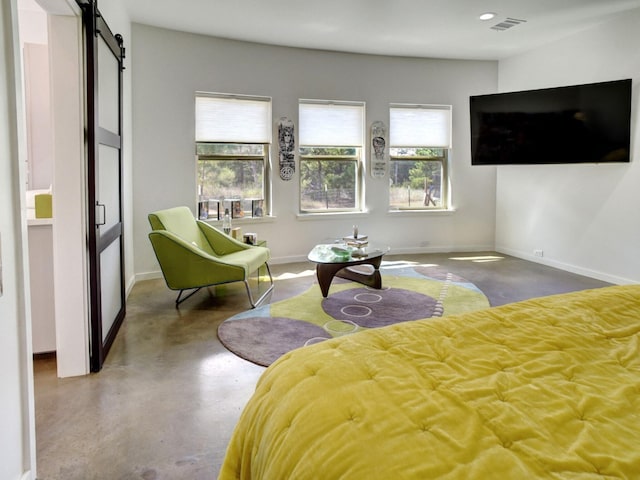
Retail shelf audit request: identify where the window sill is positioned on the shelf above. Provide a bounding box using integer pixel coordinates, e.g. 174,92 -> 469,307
204,215 -> 277,226
296,210 -> 370,221
387,208 -> 456,216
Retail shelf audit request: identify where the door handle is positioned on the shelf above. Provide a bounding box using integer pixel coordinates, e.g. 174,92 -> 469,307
96,202 -> 106,226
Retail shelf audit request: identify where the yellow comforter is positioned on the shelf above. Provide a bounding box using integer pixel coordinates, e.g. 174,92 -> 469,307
219,285 -> 640,479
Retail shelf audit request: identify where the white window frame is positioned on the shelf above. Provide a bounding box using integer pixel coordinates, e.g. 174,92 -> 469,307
298,99 -> 365,213
195,92 -> 272,219
388,103 -> 452,211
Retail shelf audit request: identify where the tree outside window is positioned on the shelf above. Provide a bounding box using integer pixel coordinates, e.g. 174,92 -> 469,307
196,144 -> 265,216
389,148 -> 446,209
299,147 -> 358,210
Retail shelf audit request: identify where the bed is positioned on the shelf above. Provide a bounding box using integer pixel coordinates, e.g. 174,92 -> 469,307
218,285 -> 640,479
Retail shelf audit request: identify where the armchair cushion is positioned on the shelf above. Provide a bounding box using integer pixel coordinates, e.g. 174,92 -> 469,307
197,220 -> 250,257
149,206 -> 215,256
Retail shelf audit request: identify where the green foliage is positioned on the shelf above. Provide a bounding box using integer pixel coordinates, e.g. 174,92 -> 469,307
299,147 -> 357,157
300,159 -> 357,209
196,143 -> 266,203
197,159 -> 263,200
388,148 -> 445,208
299,147 -> 359,210
408,161 -> 440,189
196,143 -> 264,156
390,148 -> 444,188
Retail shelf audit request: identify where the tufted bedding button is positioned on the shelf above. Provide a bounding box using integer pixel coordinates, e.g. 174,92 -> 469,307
418,422 -> 431,433
501,439 -> 513,449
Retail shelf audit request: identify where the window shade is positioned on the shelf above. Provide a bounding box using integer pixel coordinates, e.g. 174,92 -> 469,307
389,104 -> 452,148
195,94 -> 272,143
299,101 -> 364,147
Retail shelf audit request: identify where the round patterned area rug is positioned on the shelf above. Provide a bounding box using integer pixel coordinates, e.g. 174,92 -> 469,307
217,264 -> 490,367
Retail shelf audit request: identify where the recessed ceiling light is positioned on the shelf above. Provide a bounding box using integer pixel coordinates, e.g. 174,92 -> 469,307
479,12 -> 497,21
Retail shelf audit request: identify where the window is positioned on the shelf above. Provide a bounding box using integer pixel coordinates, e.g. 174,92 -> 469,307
389,104 -> 452,210
299,100 -> 365,212
195,93 -> 271,219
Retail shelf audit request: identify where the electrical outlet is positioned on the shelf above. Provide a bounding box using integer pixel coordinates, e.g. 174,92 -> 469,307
533,249 -> 544,258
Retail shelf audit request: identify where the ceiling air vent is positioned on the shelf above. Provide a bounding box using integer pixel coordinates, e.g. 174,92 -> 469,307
490,18 -> 527,32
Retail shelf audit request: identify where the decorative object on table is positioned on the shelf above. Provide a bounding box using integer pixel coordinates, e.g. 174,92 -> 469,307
343,225 -> 368,247
329,245 -> 351,260
231,200 -> 244,219
198,200 -> 209,220
342,236 -> 369,247
277,117 -> 295,180
370,120 -> 387,178
243,233 -> 258,245
217,263 -> 489,367
251,199 -> 264,217
231,227 -> 242,240
343,225 -> 369,257
222,208 -> 232,234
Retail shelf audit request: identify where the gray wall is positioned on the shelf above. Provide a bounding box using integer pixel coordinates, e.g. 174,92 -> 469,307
132,24 -> 499,278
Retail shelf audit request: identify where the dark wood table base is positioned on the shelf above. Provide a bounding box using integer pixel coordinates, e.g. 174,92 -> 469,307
315,255 -> 384,297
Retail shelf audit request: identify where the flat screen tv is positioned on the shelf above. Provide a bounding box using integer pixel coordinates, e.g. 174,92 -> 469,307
470,79 -> 632,165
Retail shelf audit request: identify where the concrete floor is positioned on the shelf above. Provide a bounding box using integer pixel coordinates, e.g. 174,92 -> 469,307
33,252 -> 611,479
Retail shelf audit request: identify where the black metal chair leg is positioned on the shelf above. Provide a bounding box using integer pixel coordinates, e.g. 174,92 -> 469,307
175,287 -> 201,307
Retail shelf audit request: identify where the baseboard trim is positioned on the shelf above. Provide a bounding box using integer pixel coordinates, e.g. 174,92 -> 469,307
135,270 -> 164,283
33,351 -> 56,361
496,246 -> 635,285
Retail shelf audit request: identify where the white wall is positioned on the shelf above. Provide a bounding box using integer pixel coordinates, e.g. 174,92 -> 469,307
23,42 -> 53,190
48,11 -> 89,377
132,24 -> 498,278
17,0 -> 47,44
19,3 -> 52,190
496,9 -> 640,284
1,0 -> 36,478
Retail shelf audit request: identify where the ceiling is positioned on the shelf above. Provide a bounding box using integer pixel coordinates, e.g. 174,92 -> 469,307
123,0 -> 640,60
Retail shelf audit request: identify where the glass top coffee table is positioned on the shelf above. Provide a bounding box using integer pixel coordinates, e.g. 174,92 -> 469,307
307,243 -> 389,297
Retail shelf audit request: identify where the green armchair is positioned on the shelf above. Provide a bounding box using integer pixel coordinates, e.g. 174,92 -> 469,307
148,206 -> 273,307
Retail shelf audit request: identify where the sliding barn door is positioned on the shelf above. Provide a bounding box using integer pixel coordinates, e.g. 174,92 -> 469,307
78,0 -> 126,372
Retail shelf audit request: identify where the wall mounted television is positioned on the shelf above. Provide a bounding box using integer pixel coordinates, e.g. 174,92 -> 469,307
470,79 -> 632,165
